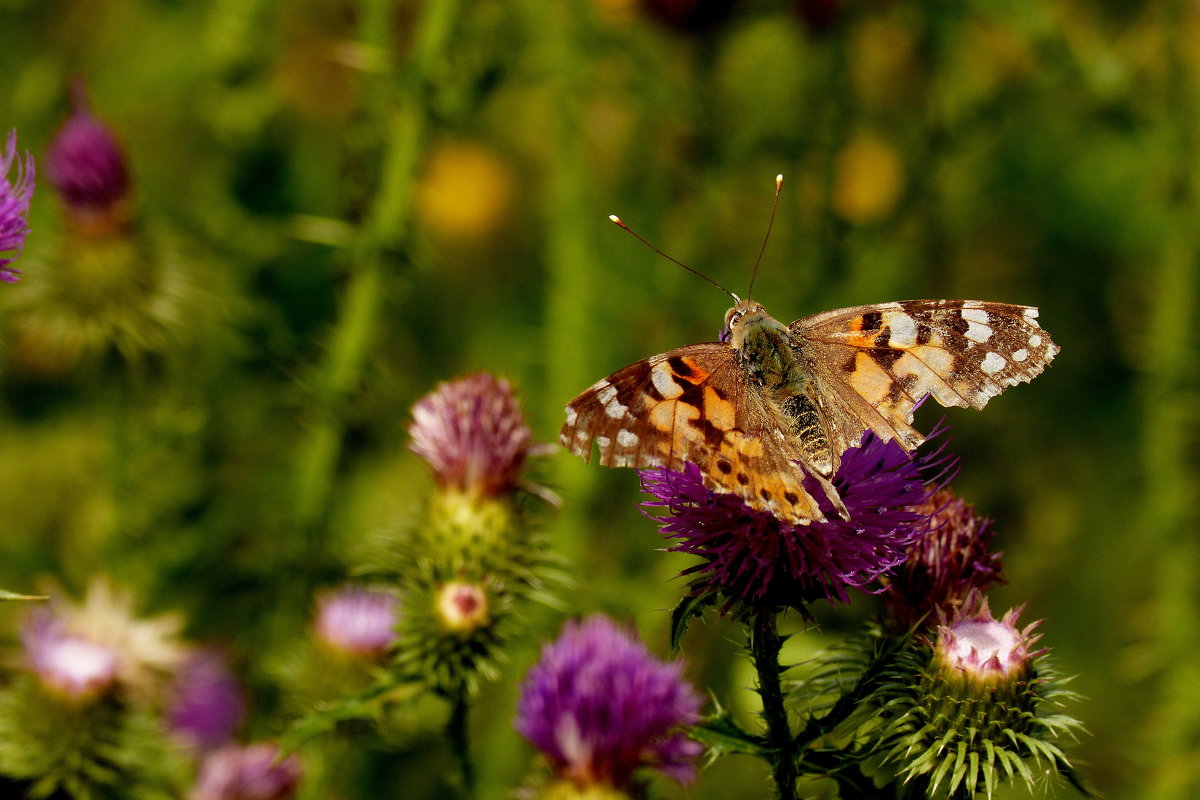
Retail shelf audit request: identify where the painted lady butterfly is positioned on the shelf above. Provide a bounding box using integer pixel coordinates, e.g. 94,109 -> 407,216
560,294 -> 1058,524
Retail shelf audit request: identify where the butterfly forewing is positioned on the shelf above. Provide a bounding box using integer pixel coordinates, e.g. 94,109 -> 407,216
561,344 -> 828,522
793,300 -> 1059,455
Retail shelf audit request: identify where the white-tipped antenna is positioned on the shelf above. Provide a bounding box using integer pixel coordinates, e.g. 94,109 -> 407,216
608,214 -> 737,300
746,174 -> 783,302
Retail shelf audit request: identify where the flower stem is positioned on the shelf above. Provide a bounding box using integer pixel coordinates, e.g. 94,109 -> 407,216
447,688 -> 475,799
751,609 -> 799,800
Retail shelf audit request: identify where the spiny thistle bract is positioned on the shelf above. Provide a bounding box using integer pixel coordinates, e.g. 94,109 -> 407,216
867,594 -> 1084,798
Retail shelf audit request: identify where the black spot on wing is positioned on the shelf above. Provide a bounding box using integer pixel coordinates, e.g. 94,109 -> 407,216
861,311 -> 883,332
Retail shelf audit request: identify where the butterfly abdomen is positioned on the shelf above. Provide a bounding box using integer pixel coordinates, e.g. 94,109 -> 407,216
779,394 -> 835,477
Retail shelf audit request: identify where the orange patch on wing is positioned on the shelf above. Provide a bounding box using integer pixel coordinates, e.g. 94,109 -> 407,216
703,386 -> 736,431
674,357 -> 710,384
649,398 -> 700,433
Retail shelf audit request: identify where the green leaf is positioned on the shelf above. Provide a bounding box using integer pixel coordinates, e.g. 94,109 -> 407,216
281,678 -> 422,753
668,590 -> 717,654
0,589 -> 47,601
689,706 -> 766,758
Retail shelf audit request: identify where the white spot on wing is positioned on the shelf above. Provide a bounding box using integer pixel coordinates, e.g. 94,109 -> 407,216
564,407 -> 577,426
888,313 -> 918,346
981,352 -> 1006,375
965,320 -> 992,343
594,436 -> 611,449
604,398 -> 628,419
651,362 -> 683,399
962,307 -> 990,324
1012,348 -> 1029,362
616,429 -> 639,448
1029,334 -> 1042,347
596,384 -> 617,404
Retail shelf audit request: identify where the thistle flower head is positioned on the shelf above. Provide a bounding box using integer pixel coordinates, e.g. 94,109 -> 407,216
515,615 -> 704,791
874,592 -> 1082,797
641,428 -> 952,613
314,586 -> 400,657
168,649 -> 246,750
191,742 -> 302,800
1,129 -> 35,282
884,489 -> 1005,630
409,372 -> 533,498
45,82 -> 131,234
932,592 -> 1042,685
20,578 -> 183,699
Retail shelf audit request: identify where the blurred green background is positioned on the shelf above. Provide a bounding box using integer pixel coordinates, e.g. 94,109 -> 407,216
1,0 -> 1198,798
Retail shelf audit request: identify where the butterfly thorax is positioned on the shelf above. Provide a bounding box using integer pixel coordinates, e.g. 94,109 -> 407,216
727,302 -> 837,477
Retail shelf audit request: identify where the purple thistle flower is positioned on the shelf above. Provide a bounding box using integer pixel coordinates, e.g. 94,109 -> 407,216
191,742 -> 301,800
1,128 -> 35,282
20,609 -> 118,700
884,489 -> 1005,630
515,615 -> 704,790
641,427 -> 954,613
168,649 -> 246,750
45,83 -> 131,234
409,372 -> 534,497
933,592 -> 1043,683
314,586 -> 400,657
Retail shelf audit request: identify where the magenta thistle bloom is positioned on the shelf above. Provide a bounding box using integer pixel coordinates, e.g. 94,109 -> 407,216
20,610 -> 118,700
45,83 -> 131,233
515,615 -> 704,790
409,372 -> 534,497
168,649 -> 246,750
933,592 -> 1043,683
641,428 -> 954,612
314,586 -> 400,656
884,489 -> 1005,630
191,742 -> 301,800
1,128 -> 35,282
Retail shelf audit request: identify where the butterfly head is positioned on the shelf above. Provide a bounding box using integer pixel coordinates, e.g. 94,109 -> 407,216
724,298 -> 786,350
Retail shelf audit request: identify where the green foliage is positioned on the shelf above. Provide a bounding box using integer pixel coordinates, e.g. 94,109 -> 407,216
0,681 -> 187,800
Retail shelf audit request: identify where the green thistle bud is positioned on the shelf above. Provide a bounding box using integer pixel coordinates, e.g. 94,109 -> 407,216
436,581 -> 489,634
872,593 -> 1083,797
394,575 -> 512,696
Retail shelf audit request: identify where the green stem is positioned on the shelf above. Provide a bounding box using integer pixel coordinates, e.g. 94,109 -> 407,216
751,609 -> 799,800
290,0 -> 461,543
447,689 -> 476,799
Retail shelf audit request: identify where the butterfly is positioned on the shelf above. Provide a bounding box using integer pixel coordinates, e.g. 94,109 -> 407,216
560,296 -> 1058,524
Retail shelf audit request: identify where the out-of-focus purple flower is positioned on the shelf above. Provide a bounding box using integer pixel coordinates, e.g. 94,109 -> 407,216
1,128 -> 35,282
191,742 -> 301,800
409,372 -> 533,497
45,83 -> 130,234
21,610 -> 118,700
19,578 -> 183,701
884,489 -> 1005,630
515,615 -> 704,790
169,649 -> 246,750
315,586 -> 399,657
641,428 -> 953,613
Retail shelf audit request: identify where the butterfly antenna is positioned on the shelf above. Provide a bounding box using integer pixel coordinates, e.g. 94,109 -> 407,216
746,174 -> 783,302
607,214 -> 737,301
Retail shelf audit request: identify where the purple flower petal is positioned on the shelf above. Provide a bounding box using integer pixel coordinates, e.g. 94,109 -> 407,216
0,129 -> 35,281
641,427 -> 955,613
515,615 -> 704,789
